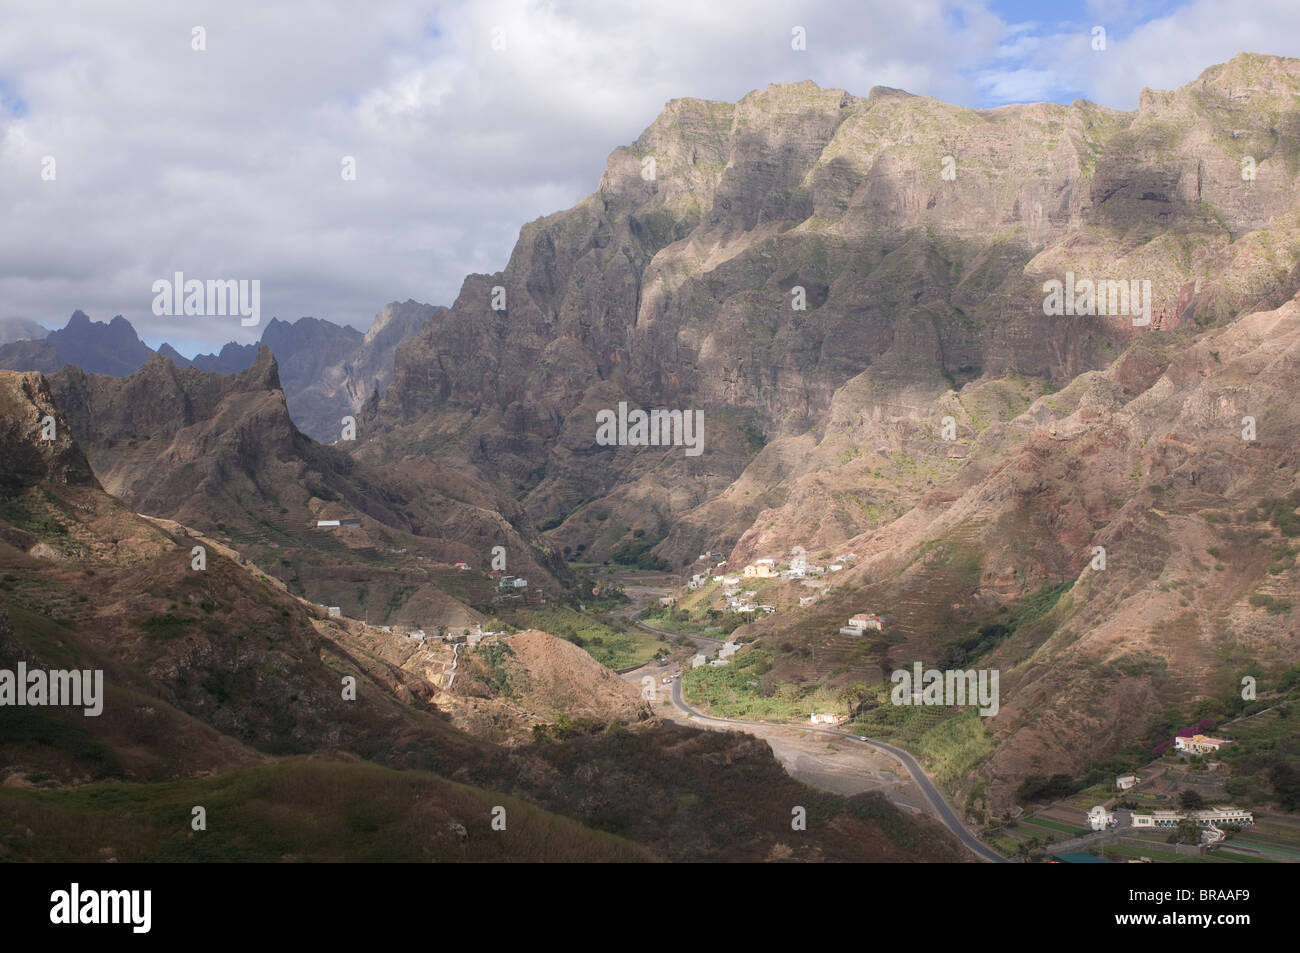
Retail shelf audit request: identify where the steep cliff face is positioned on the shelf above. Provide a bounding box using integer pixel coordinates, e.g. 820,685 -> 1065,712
363,54 -> 1300,566
46,349 -> 569,616
0,370 -> 99,494
279,301 -> 443,441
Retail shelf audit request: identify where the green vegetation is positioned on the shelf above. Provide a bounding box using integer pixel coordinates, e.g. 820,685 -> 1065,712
0,705 -> 121,778
682,647 -> 837,721
1215,672 -> 1300,811
1261,490 -> 1300,537
308,483 -> 340,502
643,605 -> 754,637
0,758 -> 651,862
140,612 -> 196,641
611,532 -> 669,571
909,711 -> 993,786
1248,593 -> 1293,614
508,606 -> 668,670
477,641 -> 517,700
939,580 -> 1071,668
0,489 -> 68,538
739,422 -> 767,455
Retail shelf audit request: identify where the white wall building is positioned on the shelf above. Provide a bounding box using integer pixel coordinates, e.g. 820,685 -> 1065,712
1087,806 -> 1115,831
1174,734 -> 1230,754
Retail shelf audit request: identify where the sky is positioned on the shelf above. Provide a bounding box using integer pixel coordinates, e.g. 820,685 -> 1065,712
1,0 -> 1298,355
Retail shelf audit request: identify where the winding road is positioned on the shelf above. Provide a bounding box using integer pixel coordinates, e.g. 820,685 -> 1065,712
631,619 -> 1006,863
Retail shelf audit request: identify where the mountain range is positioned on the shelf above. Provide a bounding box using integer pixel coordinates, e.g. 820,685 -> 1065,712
3,52 -> 1299,860
0,302 -> 442,442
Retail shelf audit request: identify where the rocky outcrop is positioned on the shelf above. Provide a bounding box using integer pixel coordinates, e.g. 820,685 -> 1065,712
361,54 -> 1300,566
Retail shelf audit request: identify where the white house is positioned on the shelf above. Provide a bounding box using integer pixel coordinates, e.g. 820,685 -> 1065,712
512,577 -> 528,588
810,713 -> 838,725
690,654 -> 707,668
790,549 -> 808,573
718,641 -> 740,659
799,595 -> 816,607
849,613 -> 884,631
327,606 -> 342,618
708,658 -> 732,667
1174,734 -> 1230,754
1087,806 -> 1115,831
1116,775 -> 1139,791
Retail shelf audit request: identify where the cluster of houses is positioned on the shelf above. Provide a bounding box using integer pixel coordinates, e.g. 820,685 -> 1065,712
1085,769 -> 1253,837
1087,802 -> 1253,834
685,548 -> 861,618
1131,807 -> 1254,830
751,550 -> 858,580
691,549 -> 857,586
692,571 -> 775,614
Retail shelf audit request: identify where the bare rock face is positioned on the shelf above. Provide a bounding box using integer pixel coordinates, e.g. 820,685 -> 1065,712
362,54 -> 1300,567
45,348 -> 569,600
275,301 -> 443,441
0,370 -> 99,493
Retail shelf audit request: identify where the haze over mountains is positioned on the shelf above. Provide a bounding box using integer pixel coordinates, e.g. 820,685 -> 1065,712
3,52 -> 1299,861
0,302 -> 443,442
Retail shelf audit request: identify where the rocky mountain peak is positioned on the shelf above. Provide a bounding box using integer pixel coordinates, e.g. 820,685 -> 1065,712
0,370 -> 99,492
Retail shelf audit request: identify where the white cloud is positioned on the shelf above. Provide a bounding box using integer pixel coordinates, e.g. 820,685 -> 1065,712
0,0 -> 1295,352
